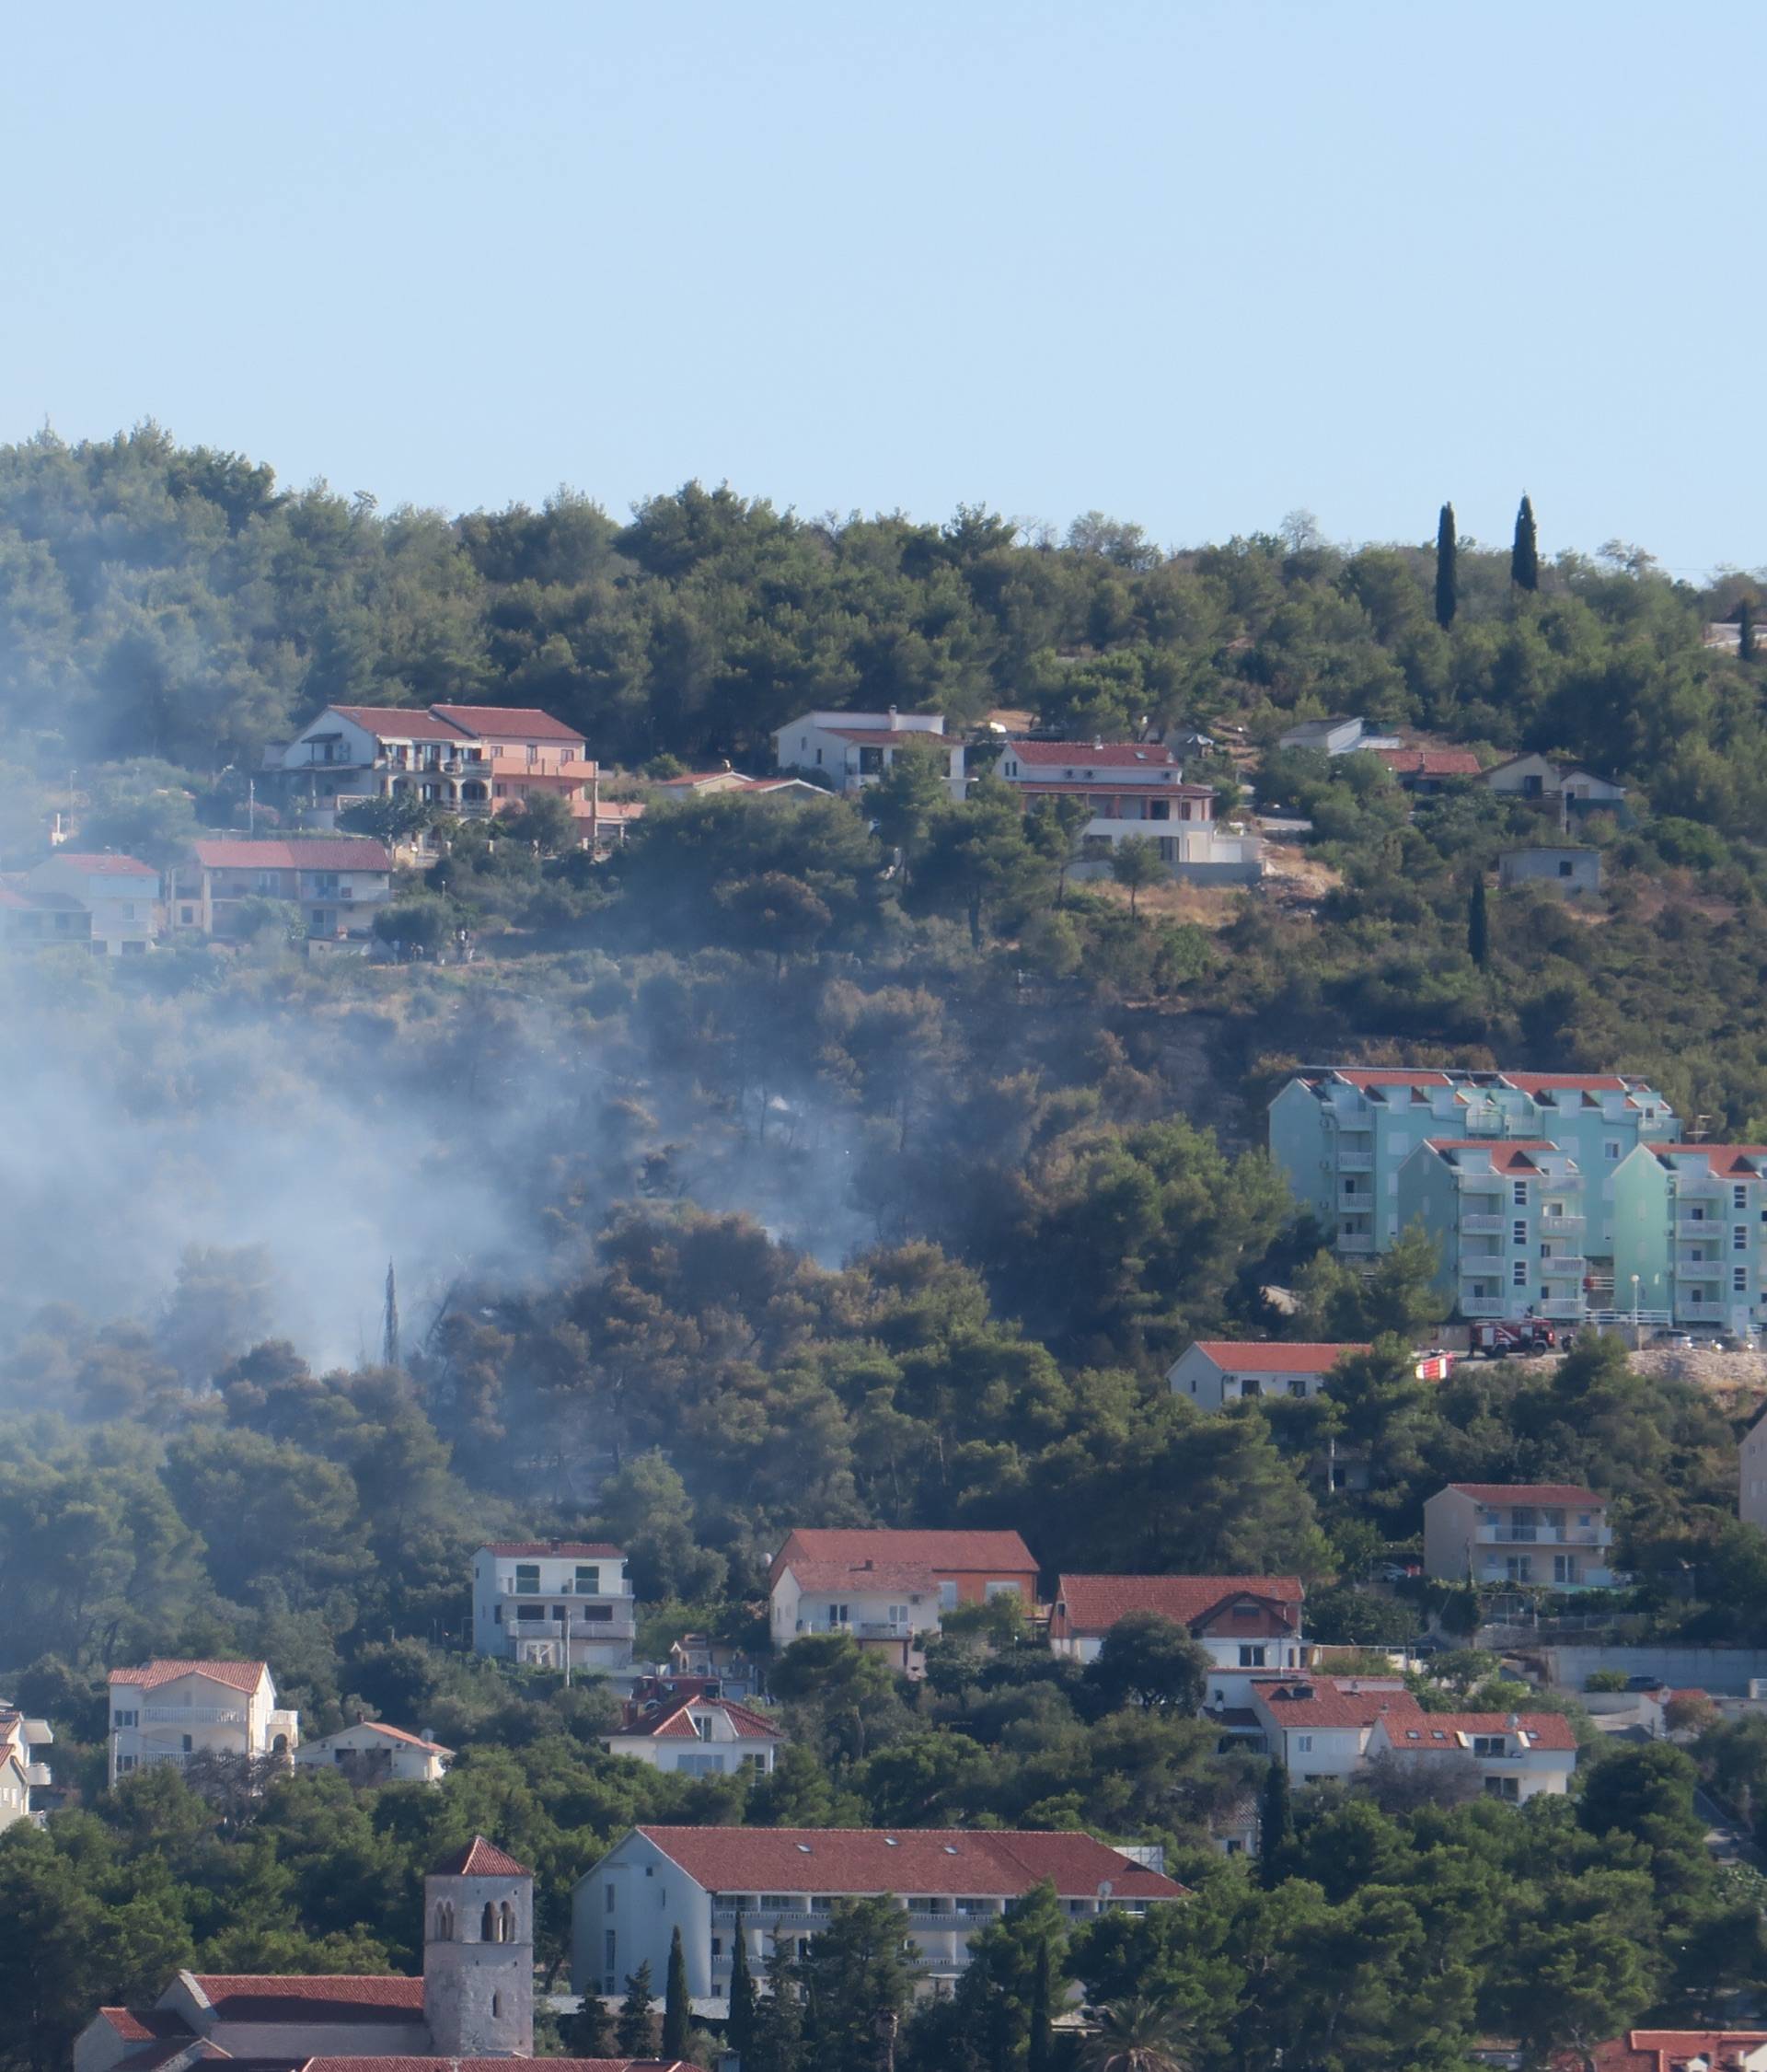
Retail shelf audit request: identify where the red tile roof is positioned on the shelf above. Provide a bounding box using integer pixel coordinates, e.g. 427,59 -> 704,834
328,705 -> 472,740
1446,1482 -> 1604,1507
1377,747 -> 1484,778
479,1541 -> 625,1559
1251,1677 -> 1423,1730
1328,1068 -> 1454,1088
1004,740 -> 1184,768
107,1660 -> 268,1693
430,704 -> 587,744
1189,1341 -> 1369,1374
1647,1142 -> 1767,1176
186,1974 -> 424,2018
823,726 -> 947,745
1568,2033 -> 1767,2072
632,1825 -> 1185,1900
49,852 -> 159,875
994,780 -> 1217,798
616,1696 -> 783,1742
1055,1574 -> 1303,1636
321,1721 -> 452,1754
770,1529 -> 1036,1585
98,2009 -> 192,2043
782,1559 -> 940,1594
429,1835 -> 529,1878
189,837 -> 393,873
1501,1072 -> 1632,1093
1380,1709 -> 1577,1753
1423,1139 -> 1561,1173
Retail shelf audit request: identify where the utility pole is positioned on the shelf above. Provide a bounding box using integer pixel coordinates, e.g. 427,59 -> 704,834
382,1262 -> 399,1369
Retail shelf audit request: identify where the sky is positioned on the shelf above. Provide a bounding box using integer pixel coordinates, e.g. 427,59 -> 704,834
3,2 -> 1760,574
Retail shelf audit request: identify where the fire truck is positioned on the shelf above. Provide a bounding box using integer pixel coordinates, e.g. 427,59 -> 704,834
1467,1319 -> 1569,1359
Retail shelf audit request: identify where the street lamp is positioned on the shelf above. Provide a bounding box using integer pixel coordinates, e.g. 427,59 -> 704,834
1630,1273 -> 1641,1337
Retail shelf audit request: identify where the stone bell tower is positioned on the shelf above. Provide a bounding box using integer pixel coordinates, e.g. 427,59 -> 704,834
422,1835 -> 533,2056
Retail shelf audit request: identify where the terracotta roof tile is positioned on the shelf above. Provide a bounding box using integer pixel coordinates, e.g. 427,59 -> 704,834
186,1974 -> 423,2018
304,2061 -> 688,2072
1376,747 -> 1483,778
107,1661 -> 268,1694
479,1541 -> 624,1559
1055,1574 -> 1303,1636
1423,1140 -> 1564,1174
49,853 -> 159,875
1501,1072 -> 1632,1093
781,1559 -> 940,1594
429,1835 -> 529,1878
429,704 -> 587,744
770,1529 -> 1035,1582
1003,740 -> 1184,768
1189,1341 -> 1369,1374
617,1696 -> 783,1742
97,2010 -> 193,2043
1447,1482 -> 1604,1507
631,1825 -> 1184,1901
328,706 -> 472,740
1647,1142 -> 1767,1177
1251,1677 -> 1423,1730
188,838 -> 393,874
1328,1068 -> 1454,1088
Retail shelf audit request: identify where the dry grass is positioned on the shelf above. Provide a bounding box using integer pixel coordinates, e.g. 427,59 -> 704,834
1086,877 -> 1248,929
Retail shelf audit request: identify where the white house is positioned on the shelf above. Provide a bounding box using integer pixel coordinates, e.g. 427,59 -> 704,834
170,836 -> 394,941
107,1661 -> 298,1786
1167,1340 -> 1371,1409
772,710 -> 965,796
1246,1674 -> 1424,1784
1363,1708 -> 1576,1802
1481,752 -> 1627,817
571,1824 -> 1186,2009
26,853 -> 160,953
293,1720 -> 453,1784
1276,717 -> 1400,757
1497,845 -> 1601,897
1422,1482 -> 1616,1590
992,740 -> 1261,885
75,1835 -> 544,2072
0,1705 -> 52,1831
471,1540 -> 635,1673
604,1693 -> 783,1777
1743,1408 -> 1767,1534
1048,1574 -> 1305,1707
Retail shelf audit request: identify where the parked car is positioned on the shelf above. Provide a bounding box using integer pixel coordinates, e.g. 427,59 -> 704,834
1626,1674 -> 1667,1692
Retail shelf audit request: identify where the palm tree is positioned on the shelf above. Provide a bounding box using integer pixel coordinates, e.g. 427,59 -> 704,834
1078,1997 -> 1194,2072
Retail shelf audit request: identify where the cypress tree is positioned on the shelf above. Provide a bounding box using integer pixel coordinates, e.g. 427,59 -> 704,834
663,1926 -> 691,2055
728,1915 -> 758,2060
1434,501 -> 1458,629
1258,1757 -> 1293,1888
616,1961 -> 657,2056
560,1994 -> 612,2056
1469,875 -> 1490,969
1742,597 -> 1757,663
1026,1938 -> 1054,2072
1511,493 -> 1540,591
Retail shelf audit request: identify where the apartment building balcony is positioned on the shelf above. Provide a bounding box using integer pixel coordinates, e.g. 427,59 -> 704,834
1335,1152 -> 1374,1173
1538,1299 -> 1587,1320
509,1611 -> 638,1640
1680,1299 -> 1731,1323
1538,1253 -> 1586,1273
1675,1244 -> 1727,1269
1336,1233 -> 1376,1254
1455,1173 -> 1507,1193
1461,1296 -> 1507,1316
501,1577 -> 633,1598
1478,1523 -> 1611,1547
24,1763 -> 51,1787
1676,1212 -> 1725,1233
141,1706 -> 247,1726
1461,1214 -> 1507,1234
1540,1214 -> 1586,1234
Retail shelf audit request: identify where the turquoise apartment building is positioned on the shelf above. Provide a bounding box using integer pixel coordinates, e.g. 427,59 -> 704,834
1396,1139 -> 1589,1323
1268,1069 -> 1679,1274
1611,1142 -> 1767,1335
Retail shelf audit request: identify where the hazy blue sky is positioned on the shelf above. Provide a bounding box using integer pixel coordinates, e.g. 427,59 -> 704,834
5,3 -> 1759,572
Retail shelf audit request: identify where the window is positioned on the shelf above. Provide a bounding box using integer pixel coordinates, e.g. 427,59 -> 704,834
1296,1735 -> 1313,1753
1553,1555 -> 1577,1584
1737,1186 -> 1750,1211
984,1581 -> 1020,1602
1736,1226 -> 1750,1251
761,1895 -> 791,1909
887,1603 -> 908,1625
605,1882 -> 616,1914
581,1602 -> 613,1622
939,1581 -> 959,1611
1737,1268 -> 1750,1293
180,1735 -> 192,1753
710,1938 -> 723,1959
1288,1378 -> 1309,1398
1484,1776 -> 1519,1800
1238,1644 -> 1266,1667
828,1603 -> 849,1626
575,1564 -> 601,1594
482,1901 -> 499,1940
117,1754 -> 137,1773
1472,1735 -> 1504,1756
491,1993 -> 502,2019
1512,1221 -> 1528,1247
1513,1260 -> 1528,1286
606,1928 -> 617,1977
113,1710 -> 138,1728
1513,1180 -> 1529,1206
1604,1140 -> 1621,1160
514,1564 -> 540,1594
1557,859 -> 1574,878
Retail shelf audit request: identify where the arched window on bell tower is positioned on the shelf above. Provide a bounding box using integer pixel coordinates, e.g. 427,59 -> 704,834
433,1900 -> 455,1940
481,1900 -> 498,1941
500,1900 -> 514,1942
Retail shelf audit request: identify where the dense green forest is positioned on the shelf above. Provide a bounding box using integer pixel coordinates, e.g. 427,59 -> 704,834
6,428 -> 1767,2071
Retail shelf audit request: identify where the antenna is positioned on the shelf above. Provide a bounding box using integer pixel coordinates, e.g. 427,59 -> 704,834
383,1261 -> 400,1369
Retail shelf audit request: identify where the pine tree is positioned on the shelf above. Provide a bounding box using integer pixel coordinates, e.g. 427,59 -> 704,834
747,1941 -> 803,2072
728,1915 -> 758,2060
663,1925 -> 691,2055
1469,874 -> 1490,969
1742,597 -> 1757,663
1434,502 -> 1458,629
616,1961 -> 657,2056
1027,1937 -> 1054,2072
1258,1757 -> 1293,1888
1511,493 -> 1540,591
560,1994 -> 613,2056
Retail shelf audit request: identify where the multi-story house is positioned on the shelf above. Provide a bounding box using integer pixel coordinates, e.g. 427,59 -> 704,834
768,1528 -> 1039,1673
1397,1139 -> 1589,1324
269,702 -> 600,832
1166,1339 -> 1371,1408
0,1705 -> 52,1831
572,1825 -> 1184,2008
773,709 -> 965,796
1049,1575 -> 1304,1707
107,1661 -> 299,1785
27,853 -> 160,952
171,836 -> 394,941
1480,751 -> 1629,821
604,1692 -> 783,1777
1269,1066 -> 1678,1263
76,1835 -> 548,2072
471,1541 -> 636,1673
1613,1143 -> 1767,1337
1743,1407 -> 1767,1534
1363,1708 -> 1576,1801
990,739 -> 1261,884
1244,1675 -> 1424,1784
293,1721 -> 453,1784
1422,1482 -> 1615,1590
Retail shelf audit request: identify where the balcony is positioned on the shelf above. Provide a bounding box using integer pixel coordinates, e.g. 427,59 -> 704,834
1478,1523 -> 1610,1546
1676,1213 -> 1723,1234
1461,1296 -> 1506,1316
1539,1299 -> 1586,1320
1461,1214 -> 1506,1233
1540,1214 -> 1586,1233
141,1706 -> 246,1726
502,1578 -> 632,1598
1538,1254 -> 1586,1274
1675,1246 -> 1726,1270
511,1613 -> 636,1638
1336,1233 -> 1376,1255
1336,1152 -> 1374,1173
25,1763 -> 51,1787
1680,1299 -> 1731,1322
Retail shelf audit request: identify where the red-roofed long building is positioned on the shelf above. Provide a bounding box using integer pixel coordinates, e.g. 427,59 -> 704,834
106,1661 -> 298,1787
1423,1482 -> 1614,1590
768,1528 -> 1039,1674
1167,1339 -> 1372,1409
1049,1573 -> 1305,1702
1366,1707 -> 1578,1801
773,709 -> 964,797
171,836 -> 394,942
572,1824 -> 1185,2009
472,1542 -> 635,1673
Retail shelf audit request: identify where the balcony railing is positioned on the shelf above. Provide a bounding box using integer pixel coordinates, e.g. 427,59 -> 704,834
1540,1214 -> 1586,1233
1336,1233 -> 1376,1254
1461,1296 -> 1506,1316
1538,1299 -> 1586,1320
1538,1255 -> 1586,1273
1478,1523 -> 1608,1545
1336,1152 -> 1374,1173
1680,1300 -> 1732,1322
501,1578 -> 631,1598
1677,1214 -> 1724,1233
1461,1214 -> 1506,1233
140,1707 -> 246,1726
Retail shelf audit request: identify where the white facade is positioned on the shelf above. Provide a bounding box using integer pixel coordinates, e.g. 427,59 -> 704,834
773,710 -> 965,797
293,1720 -> 452,1783
1247,1676 -> 1419,1783
1482,752 -> 1627,812
1498,846 -> 1601,897
1276,717 -> 1400,756
1364,1711 -> 1576,1801
1048,1574 -> 1306,1709
604,1696 -> 782,1777
472,1541 -> 635,1671
993,741 -> 1260,884
1422,1484 -> 1616,1590
0,1707 -> 52,1831
1166,1340 -> 1369,1409
1743,1412 -> 1767,1534
107,1661 -> 298,1786
26,854 -> 160,953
